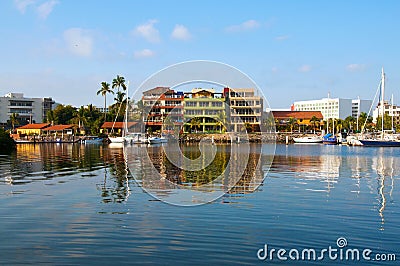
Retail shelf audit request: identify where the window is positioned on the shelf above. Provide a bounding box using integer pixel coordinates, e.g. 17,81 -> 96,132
199,102 -> 209,107
186,101 -> 196,107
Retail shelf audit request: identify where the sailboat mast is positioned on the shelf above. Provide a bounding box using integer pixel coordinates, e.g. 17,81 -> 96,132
392,94 -> 394,132
124,81 -> 130,137
381,67 -> 385,139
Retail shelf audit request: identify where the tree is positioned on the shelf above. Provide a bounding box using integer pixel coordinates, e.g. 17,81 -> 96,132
189,117 -> 201,133
0,128 -> 16,154
376,113 -> 392,132
262,113 -> 275,133
287,117 -> 297,133
310,116 -> 319,134
97,82 -> 114,124
9,113 -> 20,131
45,110 -> 55,125
215,111 -> 227,133
112,75 -> 127,93
70,106 -> 87,131
53,105 -> 76,124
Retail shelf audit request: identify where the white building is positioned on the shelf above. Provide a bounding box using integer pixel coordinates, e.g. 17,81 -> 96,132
372,101 -> 400,126
351,99 -> 373,118
0,93 -> 54,125
293,97 -> 371,120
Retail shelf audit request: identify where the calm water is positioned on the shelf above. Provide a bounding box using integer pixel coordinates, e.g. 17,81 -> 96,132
0,143 -> 399,265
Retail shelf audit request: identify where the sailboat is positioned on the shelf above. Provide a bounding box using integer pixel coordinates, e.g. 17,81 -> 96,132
359,68 -> 400,147
108,82 -> 130,144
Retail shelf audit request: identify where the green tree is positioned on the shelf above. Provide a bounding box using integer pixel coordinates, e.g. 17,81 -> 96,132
310,116 -> 320,134
263,113 -> 275,133
71,106 -> 88,131
112,75 -> 127,93
376,113 -> 392,132
45,110 -> 55,125
53,105 -> 76,124
97,82 -> 114,124
189,117 -> 201,133
0,128 -> 16,154
287,117 -> 297,133
9,113 -> 20,131
216,111 -> 227,133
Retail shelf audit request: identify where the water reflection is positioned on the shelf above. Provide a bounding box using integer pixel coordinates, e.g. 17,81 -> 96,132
270,146 -> 400,230
0,144 -> 131,204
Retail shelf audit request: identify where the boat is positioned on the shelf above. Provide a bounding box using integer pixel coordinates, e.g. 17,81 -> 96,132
125,133 -> 148,144
159,136 -> 168,143
148,137 -> 162,144
358,68 -> 400,147
84,136 -> 103,144
322,133 -> 338,145
108,136 -> 125,143
293,136 -> 322,143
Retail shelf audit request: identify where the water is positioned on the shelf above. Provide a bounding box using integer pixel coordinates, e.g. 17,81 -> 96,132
0,143 -> 399,265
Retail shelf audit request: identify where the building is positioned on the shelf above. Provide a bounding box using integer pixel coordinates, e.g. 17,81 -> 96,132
224,88 -> 263,132
292,97 -> 371,120
183,88 -> 225,133
272,111 -> 324,131
0,93 -> 54,125
351,98 -> 373,118
142,87 -> 184,133
372,101 -> 400,127
100,122 -> 140,135
16,123 -> 50,135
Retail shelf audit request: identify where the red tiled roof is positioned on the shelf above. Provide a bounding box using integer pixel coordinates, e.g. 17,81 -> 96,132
42,125 -> 74,131
101,122 -> 138,129
143,87 -> 171,96
272,111 -> 323,120
17,123 -> 50,130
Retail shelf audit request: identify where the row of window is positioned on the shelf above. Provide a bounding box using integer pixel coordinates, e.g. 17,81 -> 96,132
185,101 -> 224,107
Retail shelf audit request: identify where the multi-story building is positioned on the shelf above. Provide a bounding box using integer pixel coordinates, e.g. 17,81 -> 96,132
183,88 -> 225,133
0,93 -> 54,125
293,97 -> 365,120
142,87 -> 184,133
372,101 -> 400,127
224,88 -> 263,132
351,98 -> 373,118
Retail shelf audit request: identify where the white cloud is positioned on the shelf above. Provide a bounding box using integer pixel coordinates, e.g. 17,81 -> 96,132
275,35 -> 290,41
298,65 -> 311,72
36,0 -> 58,20
225,20 -> 260,32
346,64 -> 365,72
133,19 -> 160,43
171,24 -> 192,41
134,49 -> 155,58
63,28 -> 93,57
14,0 -> 36,14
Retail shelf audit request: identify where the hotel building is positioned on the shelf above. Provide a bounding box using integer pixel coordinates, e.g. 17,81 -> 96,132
0,93 -> 54,125
293,97 -> 371,120
183,88 -> 225,133
224,88 -> 263,132
142,87 -> 184,133
372,101 -> 400,126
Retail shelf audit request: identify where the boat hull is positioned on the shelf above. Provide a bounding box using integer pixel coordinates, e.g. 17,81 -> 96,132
293,137 -> 322,143
108,137 -> 125,143
359,140 -> 400,147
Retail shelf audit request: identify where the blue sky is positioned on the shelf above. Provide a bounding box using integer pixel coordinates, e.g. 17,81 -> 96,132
1,0 -> 400,108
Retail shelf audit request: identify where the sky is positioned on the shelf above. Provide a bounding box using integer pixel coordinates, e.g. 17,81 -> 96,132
1,0 -> 400,109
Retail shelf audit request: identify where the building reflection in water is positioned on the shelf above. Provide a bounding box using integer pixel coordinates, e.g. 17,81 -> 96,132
0,143 -> 131,204
124,143 -> 275,205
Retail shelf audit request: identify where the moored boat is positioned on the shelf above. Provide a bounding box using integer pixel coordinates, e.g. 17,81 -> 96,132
84,136 -> 103,144
293,136 -> 322,143
148,137 -> 162,144
322,133 -> 338,145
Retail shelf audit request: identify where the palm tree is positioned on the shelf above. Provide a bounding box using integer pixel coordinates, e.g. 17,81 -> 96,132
112,75 -> 127,93
97,82 -> 114,124
287,117 -> 297,133
9,113 -> 19,131
216,111 -> 227,133
71,106 -> 87,133
310,116 -> 319,134
189,117 -> 201,133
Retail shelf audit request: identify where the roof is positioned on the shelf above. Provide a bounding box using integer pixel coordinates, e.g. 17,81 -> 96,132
42,125 -> 74,131
143,87 -> 171,96
272,111 -> 323,120
101,122 -> 138,129
17,123 -> 50,130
